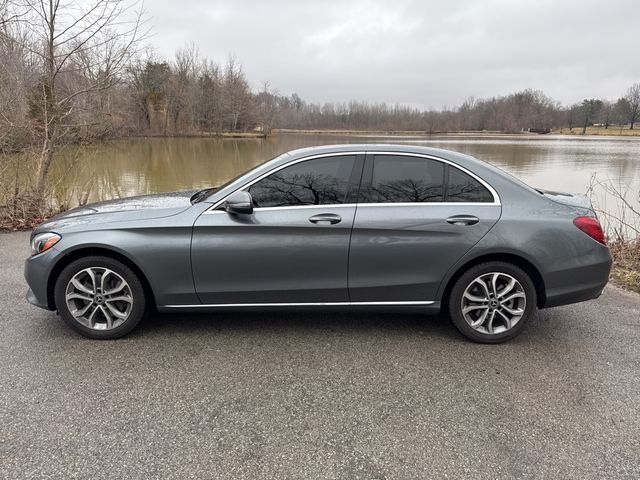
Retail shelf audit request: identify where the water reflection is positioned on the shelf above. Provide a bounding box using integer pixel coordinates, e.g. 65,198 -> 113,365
44,134 -> 639,211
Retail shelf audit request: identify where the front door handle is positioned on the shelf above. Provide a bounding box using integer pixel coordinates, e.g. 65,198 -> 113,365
309,213 -> 342,225
446,215 -> 479,226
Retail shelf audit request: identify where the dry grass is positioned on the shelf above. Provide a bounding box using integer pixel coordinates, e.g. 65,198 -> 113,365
554,126 -> 640,136
587,175 -> 640,293
609,240 -> 640,294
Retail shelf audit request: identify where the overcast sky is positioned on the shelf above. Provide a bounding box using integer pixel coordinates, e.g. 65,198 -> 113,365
145,0 -> 640,109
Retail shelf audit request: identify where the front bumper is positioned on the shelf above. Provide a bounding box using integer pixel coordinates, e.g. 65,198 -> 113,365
24,247 -> 62,311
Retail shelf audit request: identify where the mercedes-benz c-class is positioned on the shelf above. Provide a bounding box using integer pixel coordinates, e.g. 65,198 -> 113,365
25,145 -> 612,342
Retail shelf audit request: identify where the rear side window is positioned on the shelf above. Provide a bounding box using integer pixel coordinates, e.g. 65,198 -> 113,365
446,168 -> 494,203
362,155 -> 445,203
249,155 -> 356,207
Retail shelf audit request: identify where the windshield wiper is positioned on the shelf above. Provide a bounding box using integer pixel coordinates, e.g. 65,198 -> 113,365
190,187 -> 217,204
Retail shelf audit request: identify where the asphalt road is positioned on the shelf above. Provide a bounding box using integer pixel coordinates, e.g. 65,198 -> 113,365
1,231 -> 639,479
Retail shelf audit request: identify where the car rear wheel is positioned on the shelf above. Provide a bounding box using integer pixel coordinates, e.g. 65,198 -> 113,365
448,262 -> 536,343
54,256 -> 146,339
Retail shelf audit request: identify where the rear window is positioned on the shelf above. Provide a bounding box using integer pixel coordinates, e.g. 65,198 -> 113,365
362,155 -> 445,203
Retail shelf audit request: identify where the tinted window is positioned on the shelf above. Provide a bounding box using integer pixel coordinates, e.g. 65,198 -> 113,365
446,168 -> 494,203
363,155 -> 444,203
249,155 -> 356,207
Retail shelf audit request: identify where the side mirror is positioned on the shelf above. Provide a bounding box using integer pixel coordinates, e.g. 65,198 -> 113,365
225,191 -> 253,215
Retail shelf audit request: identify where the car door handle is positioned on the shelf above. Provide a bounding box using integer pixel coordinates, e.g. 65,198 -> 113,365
446,215 -> 479,226
309,213 -> 342,225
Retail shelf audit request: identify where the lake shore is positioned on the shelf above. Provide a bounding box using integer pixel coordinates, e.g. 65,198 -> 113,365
274,128 -> 640,137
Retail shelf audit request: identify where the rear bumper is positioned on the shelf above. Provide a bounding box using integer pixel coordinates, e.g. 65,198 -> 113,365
541,253 -> 612,309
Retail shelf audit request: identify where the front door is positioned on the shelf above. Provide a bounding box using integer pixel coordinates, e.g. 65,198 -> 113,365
191,154 -> 363,304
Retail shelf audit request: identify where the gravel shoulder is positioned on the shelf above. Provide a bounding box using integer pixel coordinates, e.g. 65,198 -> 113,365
1,232 -> 639,479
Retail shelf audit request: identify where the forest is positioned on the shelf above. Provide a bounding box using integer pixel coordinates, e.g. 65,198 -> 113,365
1,0 -> 640,222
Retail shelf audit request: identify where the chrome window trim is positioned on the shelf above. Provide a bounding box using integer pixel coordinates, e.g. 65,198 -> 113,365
203,151 -> 501,214
162,300 -> 435,308
203,201 -> 500,214
366,151 -> 501,205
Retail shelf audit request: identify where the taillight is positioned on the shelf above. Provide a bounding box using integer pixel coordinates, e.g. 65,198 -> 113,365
573,216 -> 606,245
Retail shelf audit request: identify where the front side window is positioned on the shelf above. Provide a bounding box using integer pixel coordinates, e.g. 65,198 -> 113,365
362,155 -> 445,203
248,155 -> 356,207
446,167 -> 494,202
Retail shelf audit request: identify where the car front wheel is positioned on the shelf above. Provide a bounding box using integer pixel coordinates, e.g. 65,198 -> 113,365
448,262 -> 536,343
54,256 -> 146,339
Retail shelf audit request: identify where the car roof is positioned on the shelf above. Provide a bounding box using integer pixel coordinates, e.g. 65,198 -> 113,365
285,143 -> 483,168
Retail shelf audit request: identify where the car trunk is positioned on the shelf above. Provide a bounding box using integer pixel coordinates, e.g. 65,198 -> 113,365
536,188 -> 594,211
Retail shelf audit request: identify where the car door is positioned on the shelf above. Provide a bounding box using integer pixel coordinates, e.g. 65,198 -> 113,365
191,153 -> 364,304
348,153 -> 501,303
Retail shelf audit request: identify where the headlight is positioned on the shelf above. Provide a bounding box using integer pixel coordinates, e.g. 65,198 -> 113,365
31,233 -> 61,256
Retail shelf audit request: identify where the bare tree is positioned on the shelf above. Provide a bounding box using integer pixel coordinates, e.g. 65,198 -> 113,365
255,81 -> 279,135
3,0 -> 147,211
623,82 -> 640,129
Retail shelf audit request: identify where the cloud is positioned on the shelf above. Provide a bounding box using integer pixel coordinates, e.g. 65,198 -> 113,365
145,0 -> 640,108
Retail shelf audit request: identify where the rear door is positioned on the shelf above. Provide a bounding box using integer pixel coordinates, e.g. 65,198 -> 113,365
348,153 -> 501,302
191,153 -> 364,304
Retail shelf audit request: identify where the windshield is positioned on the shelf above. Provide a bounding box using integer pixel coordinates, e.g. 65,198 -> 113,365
192,153 -> 291,204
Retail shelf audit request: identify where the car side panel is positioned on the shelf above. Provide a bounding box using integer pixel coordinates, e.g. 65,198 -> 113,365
348,204 -> 501,302
434,197 -> 612,307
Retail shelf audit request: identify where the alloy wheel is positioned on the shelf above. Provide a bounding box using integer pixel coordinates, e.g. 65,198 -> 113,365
460,272 -> 526,335
65,267 -> 133,330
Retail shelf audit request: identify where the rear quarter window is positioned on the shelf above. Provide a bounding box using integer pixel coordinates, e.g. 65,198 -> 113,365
446,167 -> 494,203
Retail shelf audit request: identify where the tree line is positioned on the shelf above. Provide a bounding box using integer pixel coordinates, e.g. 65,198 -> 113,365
1,0 -> 640,217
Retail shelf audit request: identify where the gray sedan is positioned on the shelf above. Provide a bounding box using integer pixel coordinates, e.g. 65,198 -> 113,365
25,145 -> 612,342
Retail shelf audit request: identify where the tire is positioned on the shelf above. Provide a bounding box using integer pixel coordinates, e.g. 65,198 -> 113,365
54,255 -> 146,339
448,261 -> 536,343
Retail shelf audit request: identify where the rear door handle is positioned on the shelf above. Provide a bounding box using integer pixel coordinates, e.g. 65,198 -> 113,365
446,215 -> 479,226
309,213 -> 342,225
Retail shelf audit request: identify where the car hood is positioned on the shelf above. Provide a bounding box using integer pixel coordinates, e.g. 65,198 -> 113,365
34,190 -> 197,234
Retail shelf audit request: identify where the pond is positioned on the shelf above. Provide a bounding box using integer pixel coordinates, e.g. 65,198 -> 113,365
40,133 -> 640,234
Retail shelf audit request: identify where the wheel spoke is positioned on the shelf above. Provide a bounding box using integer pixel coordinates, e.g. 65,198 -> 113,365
85,269 -> 97,294
100,306 -> 113,329
485,310 -> 497,334
463,291 -> 487,303
501,304 -> 524,316
463,304 -> 487,315
86,305 -> 99,328
471,278 -> 491,300
66,292 -> 93,303
104,301 -> 128,320
490,273 -> 499,297
105,295 -> 132,305
469,307 -> 488,328
495,308 -> 512,330
100,270 -> 110,294
103,279 -> 126,296
502,292 -> 525,303
498,277 -> 516,298
71,302 -> 94,318
71,278 -> 93,295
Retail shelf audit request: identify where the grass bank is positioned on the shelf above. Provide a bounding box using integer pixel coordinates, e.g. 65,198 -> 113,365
553,126 -> 640,136
130,131 -> 267,139
275,129 -> 536,136
609,241 -> 640,294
